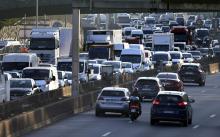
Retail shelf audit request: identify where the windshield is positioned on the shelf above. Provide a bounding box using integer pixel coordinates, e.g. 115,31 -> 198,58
174,44 -> 185,50
57,62 -> 72,71
120,55 -> 141,64
65,73 -> 72,80
152,54 -> 169,61
170,53 -> 181,59
30,38 -> 56,50
103,62 -> 120,69
181,65 -> 198,71
157,74 -> 177,79
146,19 -> 155,24
174,34 -> 187,42
58,72 -> 63,79
197,30 -> 209,38
125,30 -> 131,36
122,63 -> 132,68
89,47 -> 110,60
157,95 -> 182,103
183,54 -> 192,58
188,51 -> 201,56
2,62 -> 29,71
135,79 -> 158,89
114,50 -> 122,57
93,66 -> 100,74
10,80 -> 32,88
118,17 -> 131,23
143,30 -> 153,35
154,45 -> 170,51
22,69 -> 50,80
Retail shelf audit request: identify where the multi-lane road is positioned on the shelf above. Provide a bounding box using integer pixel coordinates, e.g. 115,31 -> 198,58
24,73 -> 220,137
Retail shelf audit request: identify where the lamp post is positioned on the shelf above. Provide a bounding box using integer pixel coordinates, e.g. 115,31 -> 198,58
36,0 -> 38,28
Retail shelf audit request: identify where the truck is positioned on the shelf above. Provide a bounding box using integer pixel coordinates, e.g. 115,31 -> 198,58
29,28 -> 60,65
152,33 -> 174,52
170,26 -> 192,45
59,28 -> 72,57
86,30 -> 122,60
116,13 -> 131,28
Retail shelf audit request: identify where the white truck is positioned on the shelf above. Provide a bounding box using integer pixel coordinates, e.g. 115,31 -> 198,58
86,30 -> 122,60
59,28 -> 72,57
116,13 -> 131,28
152,33 -> 174,52
113,43 -> 129,60
0,72 -> 10,103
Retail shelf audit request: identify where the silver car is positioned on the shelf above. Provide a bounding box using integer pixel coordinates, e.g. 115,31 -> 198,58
95,87 -> 130,116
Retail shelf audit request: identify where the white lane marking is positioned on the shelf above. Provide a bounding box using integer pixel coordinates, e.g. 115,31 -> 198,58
201,90 -> 206,93
210,114 -> 216,118
193,125 -> 200,129
102,132 -> 112,137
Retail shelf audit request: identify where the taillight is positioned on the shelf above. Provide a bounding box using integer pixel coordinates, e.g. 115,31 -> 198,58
98,96 -> 104,101
152,99 -> 160,105
178,101 -> 188,107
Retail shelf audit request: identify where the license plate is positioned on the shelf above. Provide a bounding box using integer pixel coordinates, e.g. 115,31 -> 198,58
131,109 -> 137,113
163,111 -> 174,114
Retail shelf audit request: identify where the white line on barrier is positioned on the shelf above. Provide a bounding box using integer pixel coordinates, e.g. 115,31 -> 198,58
102,132 -> 112,137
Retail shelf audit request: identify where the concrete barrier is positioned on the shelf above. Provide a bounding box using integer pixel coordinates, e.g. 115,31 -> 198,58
209,63 -> 219,74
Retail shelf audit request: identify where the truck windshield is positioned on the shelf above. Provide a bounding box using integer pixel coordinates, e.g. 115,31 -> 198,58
114,50 -> 121,57
118,17 -> 131,23
174,34 -> 187,42
120,55 -> 141,63
22,69 -> 50,80
2,62 -> 29,71
174,44 -> 185,50
30,38 -> 56,50
57,62 -> 85,73
154,45 -> 170,51
89,47 -> 109,59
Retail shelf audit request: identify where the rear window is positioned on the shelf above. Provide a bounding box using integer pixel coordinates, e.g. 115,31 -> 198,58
157,95 -> 182,103
136,79 -> 158,87
181,65 -> 198,71
101,90 -> 125,97
157,74 -> 177,79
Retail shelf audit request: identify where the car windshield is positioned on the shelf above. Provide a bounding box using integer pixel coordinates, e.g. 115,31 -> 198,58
2,62 -> 29,71
152,54 -> 169,61
157,95 -> 183,103
101,90 -> 125,97
170,53 -> 181,59
22,69 -> 50,80
157,74 -> 177,79
120,55 -> 141,64
154,45 -> 170,51
196,30 -> 209,38
122,63 -> 132,68
10,80 -> 32,88
174,34 -> 187,42
57,62 -> 84,73
103,62 -> 120,69
143,30 -> 153,35
183,54 -> 192,58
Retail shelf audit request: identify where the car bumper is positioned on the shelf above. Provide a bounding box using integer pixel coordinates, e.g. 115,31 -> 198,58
96,103 -> 129,113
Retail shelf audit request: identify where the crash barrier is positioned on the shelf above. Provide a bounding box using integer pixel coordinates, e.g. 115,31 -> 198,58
0,56 -> 219,137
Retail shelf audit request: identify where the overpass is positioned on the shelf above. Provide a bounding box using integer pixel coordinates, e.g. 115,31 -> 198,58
1,0 -> 220,19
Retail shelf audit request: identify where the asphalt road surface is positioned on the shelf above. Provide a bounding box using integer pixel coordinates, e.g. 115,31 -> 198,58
24,73 -> 220,137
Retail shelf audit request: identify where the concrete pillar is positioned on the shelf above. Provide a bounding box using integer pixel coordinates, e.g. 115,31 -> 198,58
71,9 -> 80,96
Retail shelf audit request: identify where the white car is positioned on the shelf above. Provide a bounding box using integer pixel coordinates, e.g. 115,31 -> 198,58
122,62 -> 134,74
182,53 -> 194,63
90,64 -> 102,81
169,51 -> 184,65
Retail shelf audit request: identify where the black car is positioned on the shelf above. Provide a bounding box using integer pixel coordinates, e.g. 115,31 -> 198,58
150,91 -> 194,126
178,63 -> 206,86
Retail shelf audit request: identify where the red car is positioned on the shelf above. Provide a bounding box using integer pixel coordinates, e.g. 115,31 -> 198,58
156,72 -> 184,91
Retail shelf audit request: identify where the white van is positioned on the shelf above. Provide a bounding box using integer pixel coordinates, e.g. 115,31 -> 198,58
152,51 -> 172,66
0,40 -> 21,49
2,53 -> 39,73
22,67 -> 59,92
113,43 -> 129,60
120,49 -> 145,72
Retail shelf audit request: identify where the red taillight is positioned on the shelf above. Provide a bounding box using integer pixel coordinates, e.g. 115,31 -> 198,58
130,103 -> 139,108
98,96 -> 104,100
152,99 -> 160,105
178,101 -> 188,107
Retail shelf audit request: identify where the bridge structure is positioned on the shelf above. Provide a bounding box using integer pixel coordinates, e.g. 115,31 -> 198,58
1,0 -> 220,96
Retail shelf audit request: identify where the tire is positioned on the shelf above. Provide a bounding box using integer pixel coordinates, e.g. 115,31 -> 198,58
188,118 -> 192,125
183,119 -> 188,127
95,110 -> 103,117
150,118 -> 157,125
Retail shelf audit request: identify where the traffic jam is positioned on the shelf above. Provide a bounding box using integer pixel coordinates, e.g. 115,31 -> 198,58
0,12 -> 219,127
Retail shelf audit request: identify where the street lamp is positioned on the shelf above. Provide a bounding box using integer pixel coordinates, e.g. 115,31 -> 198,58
36,0 -> 38,28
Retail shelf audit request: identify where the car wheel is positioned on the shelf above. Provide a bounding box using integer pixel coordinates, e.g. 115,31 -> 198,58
150,118 -> 157,125
183,118 -> 188,127
95,110 -> 104,117
199,81 -> 205,86
188,118 -> 192,125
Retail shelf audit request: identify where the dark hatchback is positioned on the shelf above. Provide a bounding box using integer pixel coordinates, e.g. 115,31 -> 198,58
150,91 -> 194,127
178,63 -> 206,86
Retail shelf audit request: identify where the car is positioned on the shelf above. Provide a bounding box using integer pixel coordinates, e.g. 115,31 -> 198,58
10,78 -> 39,100
90,64 -> 102,81
122,62 -> 134,74
64,72 -> 72,85
88,60 -> 98,66
178,63 -> 206,86
102,61 -> 124,75
156,72 -> 184,91
182,53 -> 194,63
150,91 -> 194,126
133,77 -> 163,101
95,87 -> 130,116
58,71 -> 68,87
169,51 -> 184,65
187,51 -> 202,61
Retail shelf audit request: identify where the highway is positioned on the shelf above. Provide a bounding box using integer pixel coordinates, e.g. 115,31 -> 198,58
24,73 -> 220,137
